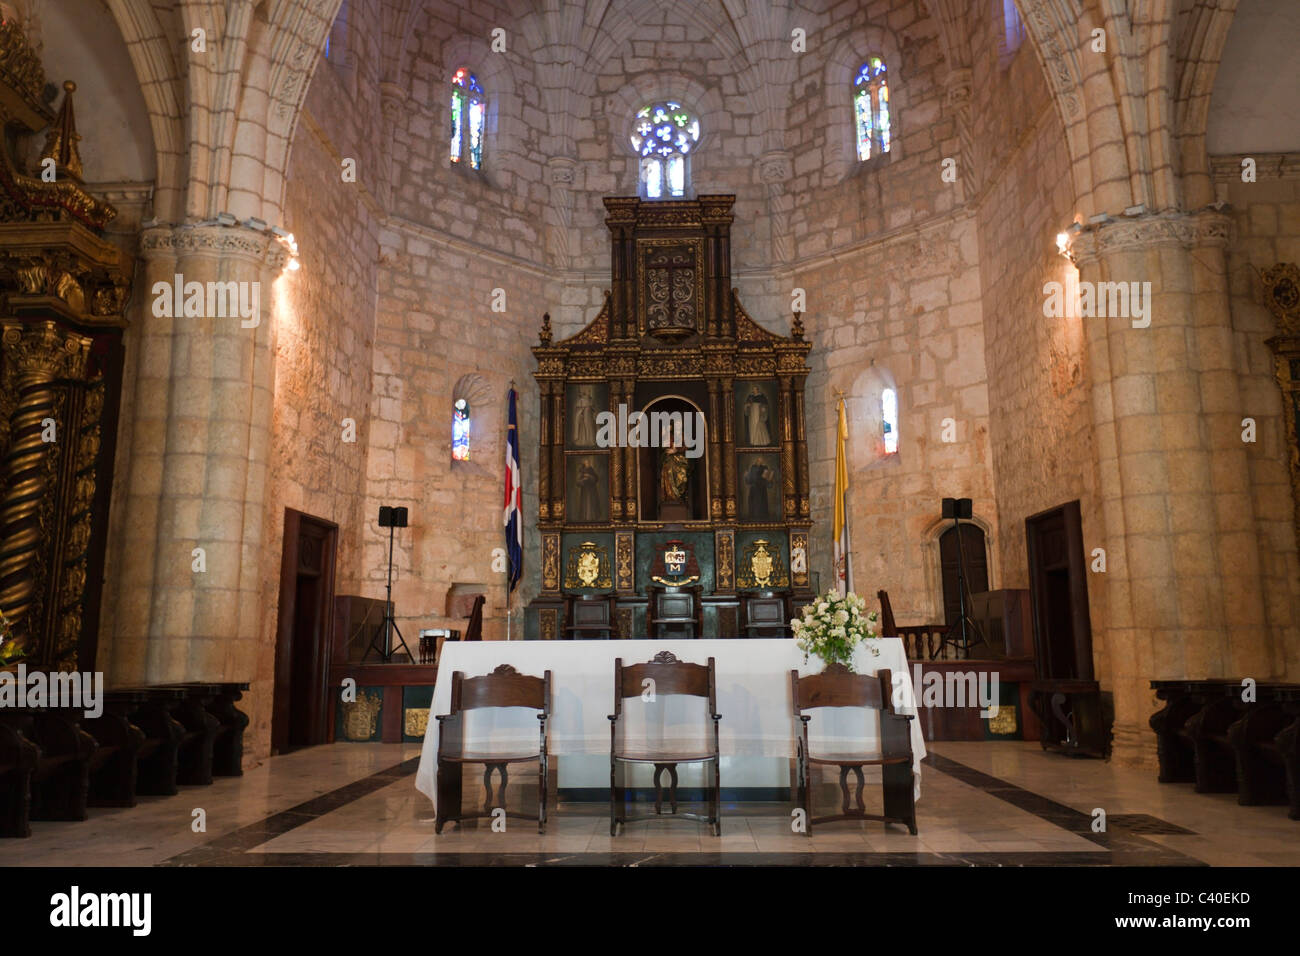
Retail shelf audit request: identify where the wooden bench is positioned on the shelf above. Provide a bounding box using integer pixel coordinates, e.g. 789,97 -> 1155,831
1180,686 -> 1242,793
1227,687 -> 1296,807
0,721 -> 38,837
83,695 -> 147,808
1150,680 -> 1234,783
119,687 -> 188,796
0,710 -> 97,822
205,682 -> 250,776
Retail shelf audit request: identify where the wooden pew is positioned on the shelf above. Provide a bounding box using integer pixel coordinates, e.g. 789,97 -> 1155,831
1180,685 -> 1242,793
1227,686 -> 1296,807
0,710 -> 97,822
84,695 -> 147,808
0,721 -> 38,837
158,685 -> 222,786
1150,680 -> 1233,783
122,687 -> 188,796
203,682 -> 250,776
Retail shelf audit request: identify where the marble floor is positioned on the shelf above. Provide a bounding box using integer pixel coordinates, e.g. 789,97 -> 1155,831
2,741 -> 1296,866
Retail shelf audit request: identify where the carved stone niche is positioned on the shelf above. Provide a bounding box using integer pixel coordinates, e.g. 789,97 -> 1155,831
1262,262 -> 1300,546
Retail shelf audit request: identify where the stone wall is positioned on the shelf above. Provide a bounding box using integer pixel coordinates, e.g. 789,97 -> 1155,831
1214,153 -> 1300,679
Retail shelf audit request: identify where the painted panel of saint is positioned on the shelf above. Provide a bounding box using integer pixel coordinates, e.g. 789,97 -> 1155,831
566,382 -> 609,449
737,452 -> 781,521
566,454 -> 609,523
735,380 -> 778,448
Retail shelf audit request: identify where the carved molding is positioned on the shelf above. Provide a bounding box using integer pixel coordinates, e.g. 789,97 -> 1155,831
1067,209 -> 1232,265
140,223 -> 291,272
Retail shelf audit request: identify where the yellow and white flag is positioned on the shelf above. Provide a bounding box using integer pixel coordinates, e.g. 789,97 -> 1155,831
833,397 -> 853,597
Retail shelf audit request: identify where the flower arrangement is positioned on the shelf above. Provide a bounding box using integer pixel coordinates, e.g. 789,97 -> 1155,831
791,590 -> 880,671
0,609 -> 24,668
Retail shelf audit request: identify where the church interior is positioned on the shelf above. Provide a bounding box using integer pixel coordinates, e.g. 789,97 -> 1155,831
1,0 -> 1299,887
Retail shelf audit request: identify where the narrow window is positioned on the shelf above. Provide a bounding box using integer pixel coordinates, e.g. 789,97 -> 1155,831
854,58 -> 891,162
452,398 -> 471,461
450,68 -> 486,170
882,387 -> 899,454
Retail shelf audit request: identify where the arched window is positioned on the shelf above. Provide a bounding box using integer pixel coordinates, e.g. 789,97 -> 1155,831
325,0 -> 348,61
452,398 -> 471,460
854,58 -> 891,161
450,68 -> 485,170
999,0 -> 1026,57
631,101 -> 700,199
881,387 -> 899,454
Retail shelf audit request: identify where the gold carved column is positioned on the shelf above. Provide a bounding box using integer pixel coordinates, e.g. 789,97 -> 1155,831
0,322 -> 89,636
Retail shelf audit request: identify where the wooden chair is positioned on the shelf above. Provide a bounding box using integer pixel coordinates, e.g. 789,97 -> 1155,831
609,651 -> 721,835
790,664 -> 917,835
565,593 -> 615,639
741,591 -> 789,638
435,664 -> 550,834
647,585 -> 702,639
877,589 -> 949,661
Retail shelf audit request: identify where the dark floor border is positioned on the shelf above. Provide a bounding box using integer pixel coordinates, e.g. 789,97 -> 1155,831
162,750 -> 1206,866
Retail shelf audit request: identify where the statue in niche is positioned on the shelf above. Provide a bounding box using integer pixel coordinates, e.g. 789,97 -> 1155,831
572,385 -> 597,447
743,457 -> 776,520
574,457 -> 601,521
743,384 -> 771,446
658,439 -> 693,520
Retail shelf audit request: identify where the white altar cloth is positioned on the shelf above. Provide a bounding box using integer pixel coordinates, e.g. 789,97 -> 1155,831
413,638 -> 926,811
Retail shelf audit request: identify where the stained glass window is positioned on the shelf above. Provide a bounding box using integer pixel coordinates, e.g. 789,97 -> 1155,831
882,387 -> 899,454
631,101 -> 700,198
450,68 -> 485,170
854,58 -> 891,162
452,398 -> 471,461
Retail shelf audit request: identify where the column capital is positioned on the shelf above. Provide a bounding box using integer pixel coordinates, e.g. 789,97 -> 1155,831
140,223 -> 291,273
1067,207 -> 1232,267
759,150 -> 792,185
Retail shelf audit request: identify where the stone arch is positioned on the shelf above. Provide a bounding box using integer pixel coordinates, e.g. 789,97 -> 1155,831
918,511 -> 1000,625
846,362 -> 901,472
102,0 -> 187,221
822,27 -> 906,185
434,33 -> 527,190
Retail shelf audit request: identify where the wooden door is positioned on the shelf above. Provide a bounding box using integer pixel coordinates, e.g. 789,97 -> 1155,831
272,510 -> 339,752
1024,501 -> 1093,680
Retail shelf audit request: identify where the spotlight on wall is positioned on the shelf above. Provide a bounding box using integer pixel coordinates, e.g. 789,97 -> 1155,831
1056,232 -> 1070,256
1087,212 -> 1111,226
1123,203 -> 1146,217
216,211 -> 237,227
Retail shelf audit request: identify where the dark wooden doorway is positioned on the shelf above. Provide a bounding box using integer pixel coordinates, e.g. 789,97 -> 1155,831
272,510 -> 339,753
1024,501 -> 1093,679
939,523 -> 989,627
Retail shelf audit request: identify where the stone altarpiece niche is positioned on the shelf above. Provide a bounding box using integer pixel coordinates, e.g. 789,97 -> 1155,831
528,196 -> 812,640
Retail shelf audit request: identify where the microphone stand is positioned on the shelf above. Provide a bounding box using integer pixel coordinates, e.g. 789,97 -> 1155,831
364,521 -> 413,663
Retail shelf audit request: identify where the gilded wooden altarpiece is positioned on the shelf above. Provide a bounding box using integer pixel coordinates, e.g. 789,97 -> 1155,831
528,196 -> 813,638
0,22 -> 132,670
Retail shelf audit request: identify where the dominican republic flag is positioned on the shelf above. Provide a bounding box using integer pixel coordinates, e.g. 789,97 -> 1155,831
503,387 -> 523,593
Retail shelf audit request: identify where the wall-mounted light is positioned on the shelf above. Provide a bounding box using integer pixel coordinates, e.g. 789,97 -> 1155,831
1056,232 -> 1070,256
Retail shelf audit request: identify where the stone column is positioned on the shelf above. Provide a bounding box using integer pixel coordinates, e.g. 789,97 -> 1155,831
760,151 -> 792,267
108,224 -> 288,685
545,157 -> 577,267
1069,208 -> 1273,764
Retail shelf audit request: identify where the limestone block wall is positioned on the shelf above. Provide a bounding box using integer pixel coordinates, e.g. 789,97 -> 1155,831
389,0 -> 549,261
971,25 -> 1101,621
243,55 -> 385,754
794,214 -> 996,623
367,231 -> 547,645
1214,153 -> 1300,679
785,1 -> 954,261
